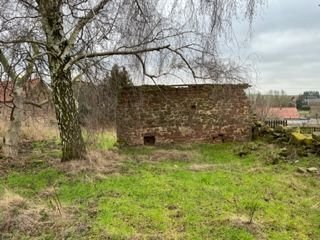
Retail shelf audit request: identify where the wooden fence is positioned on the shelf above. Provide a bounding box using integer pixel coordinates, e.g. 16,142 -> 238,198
265,120 -> 288,128
265,120 -> 320,134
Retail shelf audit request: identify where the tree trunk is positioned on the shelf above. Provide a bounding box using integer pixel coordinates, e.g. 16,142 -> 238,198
2,87 -> 24,158
51,69 -> 86,162
36,0 -> 86,161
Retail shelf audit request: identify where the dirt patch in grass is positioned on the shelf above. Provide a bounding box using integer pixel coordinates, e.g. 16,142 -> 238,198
229,217 -> 265,239
0,153 -> 32,176
188,163 -> 216,171
246,166 -> 266,174
215,215 -> 265,240
133,149 -> 199,163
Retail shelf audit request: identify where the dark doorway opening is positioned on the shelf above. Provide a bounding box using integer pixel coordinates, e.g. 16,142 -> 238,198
144,135 -> 155,145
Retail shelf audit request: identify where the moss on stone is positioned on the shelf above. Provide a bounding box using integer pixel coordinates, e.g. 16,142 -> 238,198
291,132 -> 313,145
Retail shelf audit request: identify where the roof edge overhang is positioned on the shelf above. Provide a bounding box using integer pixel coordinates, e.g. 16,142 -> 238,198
123,83 -> 251,90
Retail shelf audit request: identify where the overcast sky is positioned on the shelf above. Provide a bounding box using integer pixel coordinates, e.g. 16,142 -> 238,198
236,0 -> 320,95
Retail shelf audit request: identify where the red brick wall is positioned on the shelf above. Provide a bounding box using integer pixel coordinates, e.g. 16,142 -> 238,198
117,84 -> 252,145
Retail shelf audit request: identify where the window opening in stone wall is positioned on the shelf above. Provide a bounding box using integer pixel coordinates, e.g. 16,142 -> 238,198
212,133 -> 225,143
144,135 -> 155,145
191,104 -> 196,110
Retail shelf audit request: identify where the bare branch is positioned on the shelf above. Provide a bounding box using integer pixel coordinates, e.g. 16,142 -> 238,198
168,46 -> 197,79
24,99 -> 49,108
20,42 -> 39,83
62,0 -> 111,57
0,39 -> 46,47
65,44 -> 171,70
134,53 -> 157,80
0,49 -> 18,80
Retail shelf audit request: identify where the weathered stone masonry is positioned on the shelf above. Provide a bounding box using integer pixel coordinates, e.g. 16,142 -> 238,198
117,84 -> 252,145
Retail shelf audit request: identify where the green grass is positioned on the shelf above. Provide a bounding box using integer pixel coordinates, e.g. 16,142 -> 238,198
82,130 -> 117,150
4,168 -> 64,197
95,131 -> 117,150
298,110 -> 311,118
1,142 -> 319,239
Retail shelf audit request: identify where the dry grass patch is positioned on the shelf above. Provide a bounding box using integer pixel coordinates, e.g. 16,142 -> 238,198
0,190 -> 27,212
54,149 -> 123,175
0,189 -> 76,238
0,119 -> 59,143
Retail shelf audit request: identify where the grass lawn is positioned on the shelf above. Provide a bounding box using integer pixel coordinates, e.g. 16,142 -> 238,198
0,137 -> 319,239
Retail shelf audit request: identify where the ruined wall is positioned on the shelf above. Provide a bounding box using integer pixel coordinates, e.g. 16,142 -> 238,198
117,84 -> 252,145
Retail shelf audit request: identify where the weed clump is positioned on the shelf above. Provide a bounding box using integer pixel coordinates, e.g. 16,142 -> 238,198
233,142 -> 261,158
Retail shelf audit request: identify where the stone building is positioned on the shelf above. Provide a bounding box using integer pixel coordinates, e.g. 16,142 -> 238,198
117,84 -> 252,145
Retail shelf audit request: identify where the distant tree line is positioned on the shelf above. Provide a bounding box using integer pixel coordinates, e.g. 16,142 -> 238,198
249,90 -> 294,108
249,90 -> 295,120
74,65 -> 132,129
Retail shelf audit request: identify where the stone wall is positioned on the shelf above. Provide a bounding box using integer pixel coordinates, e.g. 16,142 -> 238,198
117,84 -> 252,145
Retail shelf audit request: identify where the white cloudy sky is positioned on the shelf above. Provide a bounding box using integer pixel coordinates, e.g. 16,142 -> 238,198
234,0 -> 320,95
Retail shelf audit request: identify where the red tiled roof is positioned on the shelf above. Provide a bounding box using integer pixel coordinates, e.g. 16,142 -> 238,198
268,107 -> 300,120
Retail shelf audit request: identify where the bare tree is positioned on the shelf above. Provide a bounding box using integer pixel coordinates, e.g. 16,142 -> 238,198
0,43 -> 40,157
75,64 -> 132,128
0,0 -> 264,161
249,92 -> 272,121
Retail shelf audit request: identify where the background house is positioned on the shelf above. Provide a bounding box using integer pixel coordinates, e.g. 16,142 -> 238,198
0,79 -> 52,120
265,107 -> 310,126
267,107 -> 300,120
